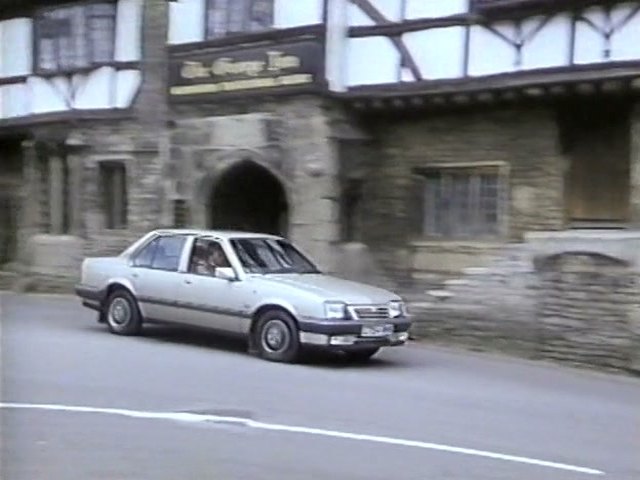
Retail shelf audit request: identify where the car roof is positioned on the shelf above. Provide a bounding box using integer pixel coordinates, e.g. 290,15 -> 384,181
152,229 -> 284,241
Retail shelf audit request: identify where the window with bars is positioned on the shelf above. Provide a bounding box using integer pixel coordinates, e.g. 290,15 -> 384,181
100,162 -> 128,230
34,2 -> 116,73
205,0 -> 274,39
421,167 -> 506,238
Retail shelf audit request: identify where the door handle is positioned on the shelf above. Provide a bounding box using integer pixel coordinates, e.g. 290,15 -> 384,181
184,279 -> 192,285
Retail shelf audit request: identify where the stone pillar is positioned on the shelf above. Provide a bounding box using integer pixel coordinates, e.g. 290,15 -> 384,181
65,136 -> 88,237
630,102 -> 640,226
48,153 -> 65,235
286,100 -> 341,274
18,140 -> 40,266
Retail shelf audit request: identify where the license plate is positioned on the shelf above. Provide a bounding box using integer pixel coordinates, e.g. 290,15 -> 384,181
361,324 -> 394,338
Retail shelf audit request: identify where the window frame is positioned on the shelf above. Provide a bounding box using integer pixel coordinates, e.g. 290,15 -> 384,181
187,237 -> 234,277
417,163 -> 509,241
204,0 -> 275,41
131,234 -> 189,273
33,0 -> 118,75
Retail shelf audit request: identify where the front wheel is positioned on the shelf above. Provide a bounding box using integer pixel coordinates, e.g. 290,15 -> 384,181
104,289 -> 142,336
344,347 -> 380,362
255,310 -> 300,363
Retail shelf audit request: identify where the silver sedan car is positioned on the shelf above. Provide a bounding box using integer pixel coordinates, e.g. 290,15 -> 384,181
75,229 -> 411,363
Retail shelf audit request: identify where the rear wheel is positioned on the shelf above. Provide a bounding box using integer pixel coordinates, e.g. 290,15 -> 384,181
344,347 -> 380,362
255,310 -> 300,363
104,289 -> 142,336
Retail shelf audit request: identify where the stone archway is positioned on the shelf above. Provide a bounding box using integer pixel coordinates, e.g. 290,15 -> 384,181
207,159 -> 289,236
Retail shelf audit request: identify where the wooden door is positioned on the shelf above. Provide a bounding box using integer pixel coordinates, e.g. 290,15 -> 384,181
565,103 -> 630,224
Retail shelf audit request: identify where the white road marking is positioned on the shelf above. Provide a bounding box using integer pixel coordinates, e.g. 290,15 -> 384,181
0,402 -> 604,476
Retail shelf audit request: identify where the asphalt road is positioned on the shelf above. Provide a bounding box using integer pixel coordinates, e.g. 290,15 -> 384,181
1,293 -> 639,480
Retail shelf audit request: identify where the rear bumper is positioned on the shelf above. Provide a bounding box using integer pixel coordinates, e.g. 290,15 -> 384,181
75,284 -> 104,311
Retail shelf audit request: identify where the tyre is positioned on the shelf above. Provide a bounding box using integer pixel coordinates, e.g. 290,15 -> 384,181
344,347 -> 380,362
255,309 -> 300,363
103,289 -> 142,336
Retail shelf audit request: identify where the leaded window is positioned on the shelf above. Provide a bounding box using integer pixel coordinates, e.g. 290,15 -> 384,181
35,2 -> 116,73
205,0 -> 274,39
422,167 -> 507,238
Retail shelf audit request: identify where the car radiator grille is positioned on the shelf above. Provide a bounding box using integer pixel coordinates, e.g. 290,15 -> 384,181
350,306 -> 389,320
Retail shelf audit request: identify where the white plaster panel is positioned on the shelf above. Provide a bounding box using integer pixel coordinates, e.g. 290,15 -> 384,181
468,24 -> 518,76
369,0 -> 402,21
403,27 -> 466,80
73,67 -> 115,109
1,18 -> 33,77
405,0 -> 469,20
28,76 -> 68,114
168,0 -> 205,44
115,69 -> 142,108
50,76 -> 73,106
326,0 -> 348,92
274,0 -> 323,27
0,23 -> 3,78
521,14 -> 571,70
346,36 -> 399,86
348,3 -> 375,26
610,3 -> 640,62
115,0 -> 143,61
574,7 -> 608,65
400,67 -> 413,82
3,83 -> 30,118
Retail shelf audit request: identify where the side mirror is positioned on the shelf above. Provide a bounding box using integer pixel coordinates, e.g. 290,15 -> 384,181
215,267 -> 237,281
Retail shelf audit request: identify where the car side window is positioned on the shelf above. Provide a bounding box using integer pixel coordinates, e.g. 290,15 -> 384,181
131,238 -> 160,268
189,238 -> 231,276
151,236 -> 188,272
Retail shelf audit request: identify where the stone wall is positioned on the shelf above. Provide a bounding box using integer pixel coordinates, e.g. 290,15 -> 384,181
354,106 -> 566,287
537,252 -> 638,371
410,233 -> 640,374
16,120 -> 168,279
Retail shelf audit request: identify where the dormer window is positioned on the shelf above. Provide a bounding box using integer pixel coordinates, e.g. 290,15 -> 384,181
34,2 -> 116,74
205,0 -> 274,39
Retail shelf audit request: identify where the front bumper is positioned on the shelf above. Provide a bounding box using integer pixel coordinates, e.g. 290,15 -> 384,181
298,318 -> 411,349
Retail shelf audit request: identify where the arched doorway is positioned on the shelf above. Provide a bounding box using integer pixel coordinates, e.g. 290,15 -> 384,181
208,159 -> 288,235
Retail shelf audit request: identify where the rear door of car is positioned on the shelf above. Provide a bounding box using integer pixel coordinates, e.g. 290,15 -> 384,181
129,234 -> 190,322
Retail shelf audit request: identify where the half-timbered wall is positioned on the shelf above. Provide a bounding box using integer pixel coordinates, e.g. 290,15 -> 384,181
167,0 -> 325,44
0,0 -> 143,119
343,0 -> 640,87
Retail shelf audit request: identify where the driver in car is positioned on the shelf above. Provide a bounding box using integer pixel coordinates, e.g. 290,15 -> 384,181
207,243 -> 231,270
192,244 -> 215,275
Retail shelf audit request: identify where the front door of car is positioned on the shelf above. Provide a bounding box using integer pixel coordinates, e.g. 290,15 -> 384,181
178,238 -> 252,334
130,235 -> 188,323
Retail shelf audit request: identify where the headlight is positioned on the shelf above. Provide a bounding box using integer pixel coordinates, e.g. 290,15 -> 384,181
324,301 -> 347,320
388,300 -> 406,318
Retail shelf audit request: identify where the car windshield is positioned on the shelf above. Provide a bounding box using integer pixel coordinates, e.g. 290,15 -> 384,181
230,238 -> 321,274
